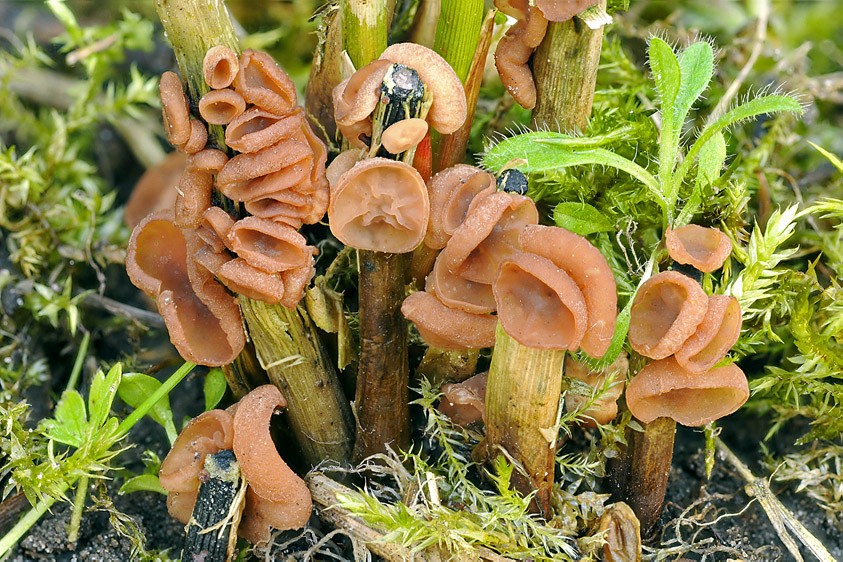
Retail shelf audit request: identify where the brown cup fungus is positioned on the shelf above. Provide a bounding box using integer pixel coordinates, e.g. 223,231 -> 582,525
328,158 -> 429,253
665,225 -> 732,273
625,357 -> 749,426
203,45 -> 240,89
332,59 -> 392,147
425,164 -> 496,250
198,88 -> 247,125
160,71 -> 192,147
126,212 -> 244,366
174,148 -> 228,229
535,0 -> 600,22
382,118 -> 429,155
125,151 -> 185,229
439,372 -> 488,426
564,354 -> 627,426
401,291 -> 497,350
493,2 -> 547,109
227,216 -> 313,274
675,295 -> 742,374
628,271 -> 709,360
159,385 -> 312,545
233,49 -> 298,115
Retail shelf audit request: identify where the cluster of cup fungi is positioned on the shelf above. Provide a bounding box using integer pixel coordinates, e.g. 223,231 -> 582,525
125,3 -> 748,557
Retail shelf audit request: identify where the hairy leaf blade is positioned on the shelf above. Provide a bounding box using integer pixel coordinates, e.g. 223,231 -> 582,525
120,474 -> 167,495
88,364 -> 122,431
554,202 -> 614,236
675,41 -> 714,129
648,37 -> 680,118
40,390 -> 87,448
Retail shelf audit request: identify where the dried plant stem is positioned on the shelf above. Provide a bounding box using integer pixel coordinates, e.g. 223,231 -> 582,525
220,340 -> 269,400
482,324 -> 565,517
531,1 -> 607,131
607,416 -> 676,534
341,0 -> 388,69
240,298 -> 354,465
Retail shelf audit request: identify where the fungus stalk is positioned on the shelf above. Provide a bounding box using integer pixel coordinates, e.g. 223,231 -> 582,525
531,0 -> 607,131
156,0 -> 354,466
483,324 -> 566,517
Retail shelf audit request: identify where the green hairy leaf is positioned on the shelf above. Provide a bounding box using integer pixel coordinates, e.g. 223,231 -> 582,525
553,202 -> 614,236
88,364 -> 122,431
40,391 -> 87,448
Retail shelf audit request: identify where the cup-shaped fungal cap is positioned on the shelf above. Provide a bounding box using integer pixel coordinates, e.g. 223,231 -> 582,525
675,295 -> 742,374
243,188 -> 310,224
401,291 -> 497,350
216,139 -> 312,202
225,107 -> 303,154
232,385 -> 312,538
332,59 -> 392,127
494,0 -> 528,20
203,45 -> 239,89
326,149 -> 361,188
173,149 -> 227,229
126,212 -> 245,365
494,20 -> 539,109
159,71 -> 191,146
625,357 -> 749,426
227,216 -> 313,273
440,191 -> 539,284
665,225 -> 732,273
564,354 -> 627,426
328,158 -> 429,253
427,251 -> 496,314
379,43 -> 468,134
279,259 -> 315,309
159,409 -> 235,494
181,119 -> 208,154
338,118 -> 373,149
628,271 -> 709,360
233,49 -> 298,115
382,118 -> 429,155
425,165 -> 496,250
198,206 -> 235,254
519,225 -> 618,358
165,490 -> 199,524
494,252 -> 589,350
124,151 -> 185,228
198,88 -> 246,125
439,372 -> 488,426
535,0 -> 599,21
217,258 -> 285,303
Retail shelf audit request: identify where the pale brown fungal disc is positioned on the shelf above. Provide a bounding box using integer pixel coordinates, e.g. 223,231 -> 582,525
440,191 -> 538,284
198,206 -> 235,254
216,257 -> 285,303
278,259 -> 315,309
203,45 -> 239,89
180,119 -> 208,154
227,216 -> 313,273
439,372 -> 489,426
427,251 -> 497,314
159,71 -> 191,146
628,271 -> 709,360
401,290 -> 497,350
326,149 -> 360,188
159,409 -> 235,494
535,0 -> 599,22
337,118 -> 373,149
564,353 -> 627,426
332,59 -> 392,127
243,188 -> 310,225
625,357 -> 749,426
675,295 -> 742,374
124,151 -> 186,229
328,158 -> 429,253
126,211 -> 245,366
216,139 -> 312,202
519,225 -> 618,358
425,164 -> 496,250
173,149 -> 228,229
379,43 -> 468,134
198,88 -> 247,125
381,118 -> 429,154
494,252 -> 589,350
666,224 -> 733,273
225,107 -> 305,154
493,3 -> 549,110
233,49 -> 298,115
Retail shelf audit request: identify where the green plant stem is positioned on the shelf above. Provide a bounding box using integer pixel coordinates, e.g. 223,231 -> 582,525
433,0 -> 483,83
482,324 -> 566,517
66,475 -> 88,543
341,0 -> 388,69
65,331 -> 89,392
531,1 -> 606,131
117,362 -> 196,438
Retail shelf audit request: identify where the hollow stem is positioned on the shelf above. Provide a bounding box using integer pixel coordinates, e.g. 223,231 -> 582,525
341,0 -> 388,70
482,324 -> 566,517
220,340 -> 269,400
607,416 -> 676,534
531,1 -> 607,132
240,299 -> 354,465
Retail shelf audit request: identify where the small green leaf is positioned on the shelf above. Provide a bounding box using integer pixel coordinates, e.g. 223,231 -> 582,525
648,37 -> 680,118
553,202 -> 614,236
675,41 -> 714,131
808,141 -> 843,173
88,364 -> 122,430
120,474 -> 167,496
204,368 -> 227,411
118,372 -> 176,439
40,390 -> 87,448
696,131 -> 727,188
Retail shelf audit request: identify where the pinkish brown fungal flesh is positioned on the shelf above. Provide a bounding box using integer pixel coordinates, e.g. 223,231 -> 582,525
217,139 -> 312,201
233,49 -> 298,115
333,59 -> 392,126
173,149 -> 228,229
439,372 -> 488,426
227,216 -> 313,273
535,0 -> 599,21
159,409 -> 235,494
379,44 -> 467,134
326,149 -> 361,188
666,225 -> 732,273
279,260 -> 315,309
217,258 -> 285,303
203,45 -> 239,89
494,252 -> 589,350
425,165 -> 496,250
165,490 -> 199,524
427,252 -> 497,314
675,295 -> 742,374
124,151 -> 186,229
328,158 -> 429,253
198,206 -> 235,253
564,354 -> 627,427
494,10 -> 547,110
180,119 -> 208,154
232,385 -> 312,541
519,225 -> 618,358
382,118 -> 429,154
198,88 -> 247,125
338,118 -> 373,149
225,107 -> 303,154
625,357 -> 749,427
126,212 -> 244,365
628,271 -> 709,360
160,71 -> 191,147
401,291 -> 497,350
441,191 -> 539,284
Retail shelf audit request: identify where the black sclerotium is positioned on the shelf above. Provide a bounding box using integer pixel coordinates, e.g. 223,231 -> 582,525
497,169 -> 529,195
670,262 -> 704,284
